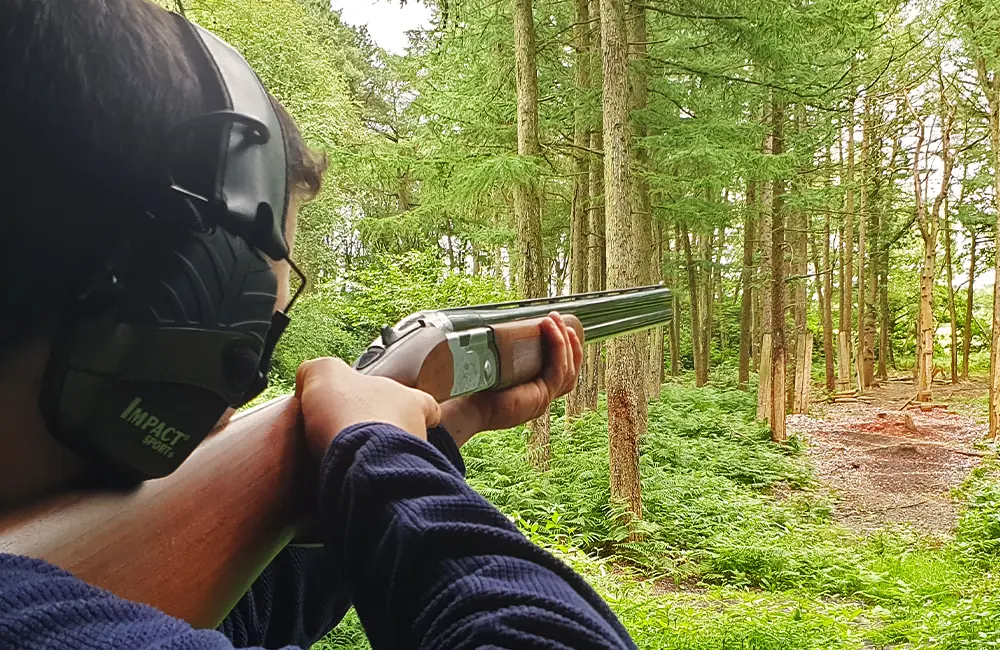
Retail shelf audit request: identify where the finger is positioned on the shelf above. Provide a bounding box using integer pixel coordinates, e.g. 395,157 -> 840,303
551,312 -> 575,395
540,315 -> 566,391
569,327 -> 584,378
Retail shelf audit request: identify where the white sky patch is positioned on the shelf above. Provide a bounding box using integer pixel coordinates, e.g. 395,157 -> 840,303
330,0 -> 432,54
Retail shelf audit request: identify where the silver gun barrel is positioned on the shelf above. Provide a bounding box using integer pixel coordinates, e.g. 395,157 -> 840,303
435,284 -> 672,342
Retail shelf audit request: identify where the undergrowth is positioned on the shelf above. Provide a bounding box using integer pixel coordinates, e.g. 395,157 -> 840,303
315,376 -> 1000,650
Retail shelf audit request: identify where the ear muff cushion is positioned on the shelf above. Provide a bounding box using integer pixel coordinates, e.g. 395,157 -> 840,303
42,226 -> 279,479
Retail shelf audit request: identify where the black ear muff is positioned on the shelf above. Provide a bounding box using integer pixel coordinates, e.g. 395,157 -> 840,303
39,14 -> 296,480
41,225 -> 278,479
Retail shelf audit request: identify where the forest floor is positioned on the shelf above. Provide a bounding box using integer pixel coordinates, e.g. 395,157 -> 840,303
790,378 -> 990,535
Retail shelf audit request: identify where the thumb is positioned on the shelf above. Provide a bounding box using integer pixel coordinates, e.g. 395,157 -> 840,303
419,390 -> 443,429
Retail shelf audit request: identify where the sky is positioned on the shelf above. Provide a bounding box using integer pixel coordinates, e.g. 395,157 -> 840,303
330,0 -> 433,54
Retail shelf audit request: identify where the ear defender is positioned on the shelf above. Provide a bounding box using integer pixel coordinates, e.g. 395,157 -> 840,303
39,16 -> 294,480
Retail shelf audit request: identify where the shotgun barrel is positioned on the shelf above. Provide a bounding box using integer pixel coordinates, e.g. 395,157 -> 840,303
421,284 -> 672,343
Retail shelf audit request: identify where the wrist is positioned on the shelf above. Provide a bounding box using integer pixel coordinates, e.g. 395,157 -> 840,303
439,396 -> 486,448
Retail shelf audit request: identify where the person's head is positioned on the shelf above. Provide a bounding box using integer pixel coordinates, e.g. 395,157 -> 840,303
0,0 -> 327,504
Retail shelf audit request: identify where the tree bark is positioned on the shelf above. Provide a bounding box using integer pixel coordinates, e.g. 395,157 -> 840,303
628,1 -> 655,398
700,228 -> 714,383
768,95 -> 788,442
975,55 -> 1000,436
820,206 -> 836,391
964,231 -> 977,379
857,98 -> 873,390
839,118 -> 855,393
512,0 -> 550,468
602,0 -> 644,517
738,182 -> 757,390
669,228 -> 681,377
565,0 -> 592,419
584,0 -> 605,412
944,197 -> 958,384
756,118 -> 774,421
682,225 -> 704,387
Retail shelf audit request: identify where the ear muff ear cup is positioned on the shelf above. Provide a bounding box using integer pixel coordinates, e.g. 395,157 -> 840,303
41,224 -> 278,479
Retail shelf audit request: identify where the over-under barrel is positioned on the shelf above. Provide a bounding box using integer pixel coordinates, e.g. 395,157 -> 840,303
416,284 -> 673,343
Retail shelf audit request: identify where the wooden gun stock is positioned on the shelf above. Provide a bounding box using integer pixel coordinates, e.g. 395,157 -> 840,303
0,293 -> 663,629
0,397 -> 313,629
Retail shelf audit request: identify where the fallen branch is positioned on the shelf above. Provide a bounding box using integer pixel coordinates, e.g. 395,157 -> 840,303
883,498 -> 930,511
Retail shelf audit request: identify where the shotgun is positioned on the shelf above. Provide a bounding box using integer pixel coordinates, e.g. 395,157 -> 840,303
0,285 -> 672,629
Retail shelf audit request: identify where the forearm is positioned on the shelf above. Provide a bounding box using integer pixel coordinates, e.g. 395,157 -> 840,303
319,423 -> 636,650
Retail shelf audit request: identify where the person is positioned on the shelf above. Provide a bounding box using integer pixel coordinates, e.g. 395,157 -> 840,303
0,1 -> 638,649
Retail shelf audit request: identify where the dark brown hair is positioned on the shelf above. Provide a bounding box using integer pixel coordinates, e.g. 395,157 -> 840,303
0,0 -> 326,354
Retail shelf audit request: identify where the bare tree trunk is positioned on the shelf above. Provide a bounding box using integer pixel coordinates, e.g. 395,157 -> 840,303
964,231 -> 977,379
944,197 -> 958,384
682,225 -> 704,387
839,118 -> 855,393
650,220 -> 665,391
857,99 -> 872,390
738,182 -> 757,389
768,95 -> 788,441
602,0 -> 643,517
628,1 -> 654,397
975,56 -> 1000,437
756,122 -> 774,421
820,208 -> 836,391
669,228 -> 681,377
790,223 -> 807,413
700,228 -> 714,382
584,0 -> 605,412
565,0 -> 592,419
512,0 -> 550,468
879,259 -> 891,377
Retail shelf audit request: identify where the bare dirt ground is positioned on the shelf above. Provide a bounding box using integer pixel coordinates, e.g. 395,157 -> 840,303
787,378 -> 991,534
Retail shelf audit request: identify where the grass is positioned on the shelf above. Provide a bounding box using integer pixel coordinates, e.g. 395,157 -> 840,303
314,373 -> 1000,650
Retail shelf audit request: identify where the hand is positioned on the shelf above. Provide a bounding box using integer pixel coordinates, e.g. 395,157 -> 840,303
295,357 -> 442,460
439,312 -> 583,447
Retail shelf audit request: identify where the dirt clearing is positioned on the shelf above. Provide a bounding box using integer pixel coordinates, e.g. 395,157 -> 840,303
788,379 -> 991,534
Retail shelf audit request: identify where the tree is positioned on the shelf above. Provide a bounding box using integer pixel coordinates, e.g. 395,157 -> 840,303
566,0 -> 593,418
512,0 -> 550,467
602,0 -> 644,518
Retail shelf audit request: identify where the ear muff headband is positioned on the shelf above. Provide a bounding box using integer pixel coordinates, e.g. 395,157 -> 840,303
40,16 -> 295,481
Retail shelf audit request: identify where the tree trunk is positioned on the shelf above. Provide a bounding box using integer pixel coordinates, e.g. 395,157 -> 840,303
512,0 -> 550,468
879,259 -> 891,377
669,228 -> 681,377
756,118 -> 775,421
700,228 -> 714,383
964,231 -> 977,379
820,207 -> 836,391
839,118 -> 855,393
944,198 -> 958,384
682,225 -> 704,387
975,56 -> 1000,437
565,0 -> 592,419
628,1 -> 654,398
768,95 -> 788,442
738,182 -> 757,390
602,0 -> 643,517
857,99 -> 873,390
584,0 -> 605,412
650,221 -> 665,392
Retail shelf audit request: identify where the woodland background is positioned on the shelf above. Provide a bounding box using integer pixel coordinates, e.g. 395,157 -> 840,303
166,0 -> 1000,647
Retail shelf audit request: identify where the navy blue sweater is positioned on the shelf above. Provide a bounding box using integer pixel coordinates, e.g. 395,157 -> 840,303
0,423 -> 636,649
